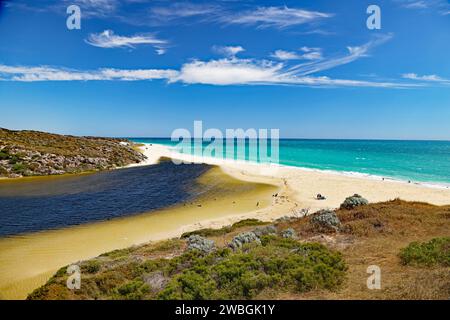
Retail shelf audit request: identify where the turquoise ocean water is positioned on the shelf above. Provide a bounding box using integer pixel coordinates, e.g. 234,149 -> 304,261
130,138 -> 450,186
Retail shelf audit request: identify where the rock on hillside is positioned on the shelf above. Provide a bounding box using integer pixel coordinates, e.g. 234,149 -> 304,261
0,128 -> 146,178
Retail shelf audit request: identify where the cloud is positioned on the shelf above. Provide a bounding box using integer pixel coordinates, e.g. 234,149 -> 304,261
170,58 -> 409,87
0,65 -> 177,82
213,45 -> 245,57
402,1 -> 429,9
271,47 -> 323,61
271,50 -> 301,60
150,2 -> 219,21
402,73 -> 450,83
0,59 -> 411,88
222,6 -> 333,29
395,0 -> 450,14
7,2 -> 333,29
155,48 -> 167,55
0,36 -> 421,88
284,34 -> 393,76
85,30 -> 168,53
171,58 -> 283,85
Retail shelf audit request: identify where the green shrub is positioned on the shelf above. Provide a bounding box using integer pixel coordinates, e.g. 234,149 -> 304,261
99,247 -> 132,259
158,237 -> 346,300
231,219 -> 267,229
115,280 -> 150,300
8,155 -> 20,164
181,219 -> 267,238
82,260 -> 101,274
181,227 -> 231,238
159,271 -> 216,300
0,151 -> 9,160
399,237 -> 450,267
12,163 -> 28,173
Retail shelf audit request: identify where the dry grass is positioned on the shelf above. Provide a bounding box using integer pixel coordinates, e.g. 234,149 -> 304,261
274,199 -> 450,299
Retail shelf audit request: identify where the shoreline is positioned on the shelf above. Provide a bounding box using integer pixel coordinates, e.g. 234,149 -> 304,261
135,143 -> 450,205
3,140 -> 449,190
133,142 -> 450,190
132,143 -> 450,210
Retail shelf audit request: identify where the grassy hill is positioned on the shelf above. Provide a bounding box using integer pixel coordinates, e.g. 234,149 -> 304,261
0,128 -> 146,177
28,199 -> 450,300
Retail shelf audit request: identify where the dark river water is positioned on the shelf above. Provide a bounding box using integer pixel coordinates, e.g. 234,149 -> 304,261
0,161 -> 211,237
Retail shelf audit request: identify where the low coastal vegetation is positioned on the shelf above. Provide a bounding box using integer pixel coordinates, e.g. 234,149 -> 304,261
0,128 -> 145,178
28,198 -> 450,300
399,237 -> 449,267
180,219 -> 268,239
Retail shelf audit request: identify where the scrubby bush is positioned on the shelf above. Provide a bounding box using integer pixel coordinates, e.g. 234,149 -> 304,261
311,209 -> 341,231
181,219 -> 267,238
157,237 -> 346,300
186,235 -> 215,253
8,155 -> 20,164
82,260 -> 101,274
399,237 -> 450,267
340,194 -> 369,210
0,151 -> 9,160
116,280 -> 150,300
12,162 -> 27,172
231,219 -> 266,229
280,228 -> 297,239
253,225 -> 277,237
228,232 -> 261,250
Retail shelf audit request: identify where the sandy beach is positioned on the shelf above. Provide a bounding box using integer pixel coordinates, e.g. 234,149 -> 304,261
1,143 -> 450,299
139,143 -> 450,212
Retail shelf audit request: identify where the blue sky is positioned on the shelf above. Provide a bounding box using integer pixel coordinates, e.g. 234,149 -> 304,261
0,0 -> 449,139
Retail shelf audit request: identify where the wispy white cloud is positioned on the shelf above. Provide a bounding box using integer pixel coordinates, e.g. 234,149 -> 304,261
395,0 -> 450,15
212,45 -> 245,57
284,34 -> 393,76
0,36 -> 422,88
150,2 -> 219,21
155,48 -> 166,55
170,57 -> 412,87
271,47 -> 323,61
221,6 -> 333,29
299,47 -> 323,60
85,30 -> 168,54
402,1 -> 429,9
271,50 -> 302,60
7,2 -> 334,29
0,65 -> 177,82
402,73 -> 450,83
0,60 -> 411,88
